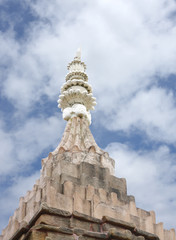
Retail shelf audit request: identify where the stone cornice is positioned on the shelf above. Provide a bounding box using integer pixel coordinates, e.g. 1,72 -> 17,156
9,203 -> 160,240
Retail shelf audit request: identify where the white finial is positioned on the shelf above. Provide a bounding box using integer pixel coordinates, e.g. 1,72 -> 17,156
58,49 -> 96,125
75,48 -> 81,60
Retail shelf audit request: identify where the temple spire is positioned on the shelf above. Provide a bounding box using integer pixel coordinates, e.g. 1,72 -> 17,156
74,47 -> 81,60
57,49 -> 96,125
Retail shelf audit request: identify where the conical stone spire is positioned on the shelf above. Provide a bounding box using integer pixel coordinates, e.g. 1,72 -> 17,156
54,50 -> 115,174
57,49 -> 96,125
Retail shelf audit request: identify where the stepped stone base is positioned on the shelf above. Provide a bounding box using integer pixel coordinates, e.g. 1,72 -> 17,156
1,150 -> 175,240
9,204 -> 160,240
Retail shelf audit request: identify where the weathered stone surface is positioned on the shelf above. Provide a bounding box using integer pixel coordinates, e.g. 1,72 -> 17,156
102,216 -> 135,231
45,237 -> 51,240
155,222 -> 164,240
94,203 -> 130,222
135,237 -> 145,240
46,189 -> 73,213
73,228 -> 86,236
86,185 -> 95,201
70,217 -> 100,233
47,232 -> 75,240
40,202 -> 72,217
9,225 -> 28,240
73,192 -> 91,215
134,228 -> 159,240
19,198 -> 26,221
73,211 -> 101,223
63,181 -> 75,197
130,216 -> 140,229
34,214 -> 70,228
1,125 -> 175,240
60,173 -> 80,186
108,228 -> 133,240
79,162 -> 110,190
77,236 -> 95,240
33,224 -> 73,235
5,205 -> 174,240
110,176 -> 127,194
54,117 -> 99,152
83,231 -> 107,239
101,223 -> 121,233
28,230 -> 46,240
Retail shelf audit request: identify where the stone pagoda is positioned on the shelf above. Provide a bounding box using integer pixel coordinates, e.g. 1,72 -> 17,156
1,50 -> 175,240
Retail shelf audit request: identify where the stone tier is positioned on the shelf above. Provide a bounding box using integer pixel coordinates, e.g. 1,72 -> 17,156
7,204 -> 161,240
1,150 -> 175,240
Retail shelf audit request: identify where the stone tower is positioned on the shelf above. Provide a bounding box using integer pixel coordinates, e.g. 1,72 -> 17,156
1,50 -> 175,240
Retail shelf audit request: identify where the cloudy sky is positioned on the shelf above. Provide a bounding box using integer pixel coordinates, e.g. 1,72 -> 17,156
0,0 -> 176,233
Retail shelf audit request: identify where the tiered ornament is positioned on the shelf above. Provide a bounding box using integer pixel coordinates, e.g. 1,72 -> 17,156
57,49 -> 96,124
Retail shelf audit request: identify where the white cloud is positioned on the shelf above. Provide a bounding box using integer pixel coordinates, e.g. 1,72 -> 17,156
0,114 -> 64,176
101,87 -> 176,143
105,142 -> 176,229
0,127 -> 14,175
1,0 -> 176,114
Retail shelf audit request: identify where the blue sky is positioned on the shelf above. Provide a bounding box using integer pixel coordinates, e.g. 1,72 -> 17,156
0,0 -> 176,233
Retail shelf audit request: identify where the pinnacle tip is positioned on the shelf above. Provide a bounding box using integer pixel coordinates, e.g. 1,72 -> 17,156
74,47 -> 81,60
